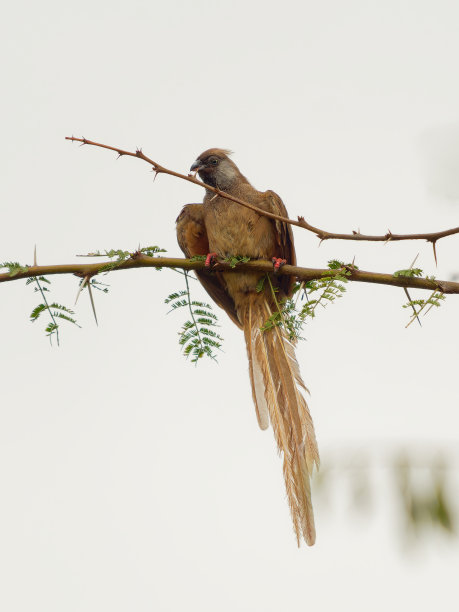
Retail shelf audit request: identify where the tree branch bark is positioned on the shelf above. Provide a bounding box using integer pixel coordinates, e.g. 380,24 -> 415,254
2,255 -> 458,293
65,136 -> 459,254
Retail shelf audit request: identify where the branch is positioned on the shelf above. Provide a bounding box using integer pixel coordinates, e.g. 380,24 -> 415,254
66,136 -> 459,252
2,255 -> 459,294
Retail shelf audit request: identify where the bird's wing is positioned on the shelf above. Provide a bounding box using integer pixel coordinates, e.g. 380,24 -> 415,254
176,204 -> 242,328
263,190 -> 296,296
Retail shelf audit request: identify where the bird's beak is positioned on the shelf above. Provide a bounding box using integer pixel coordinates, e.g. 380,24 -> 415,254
190,159 -> 203,172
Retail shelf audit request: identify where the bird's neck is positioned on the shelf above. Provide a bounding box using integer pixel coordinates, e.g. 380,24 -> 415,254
205,171 -> 250,195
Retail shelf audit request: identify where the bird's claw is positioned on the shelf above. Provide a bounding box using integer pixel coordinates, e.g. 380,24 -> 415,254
272,257 -> 287,272
205,252 -> 218,268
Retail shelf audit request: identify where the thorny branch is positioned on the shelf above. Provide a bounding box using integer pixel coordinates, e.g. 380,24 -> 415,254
2,255 -> 459,294
66,136 -> 459,261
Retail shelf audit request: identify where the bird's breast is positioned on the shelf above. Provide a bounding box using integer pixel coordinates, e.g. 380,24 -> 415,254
204,200 -> 276,259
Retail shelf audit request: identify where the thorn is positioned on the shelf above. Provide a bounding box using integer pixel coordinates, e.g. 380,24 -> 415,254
75,275 -> 89,305
432,241 -> 438,266
209,193 -> 218,202
153,170 -> 159,181
403,287 -> 422,327
384,230 -> 393,245
33,244 -> 37,267
409,253 -> 419,269
87,281 -> 98,326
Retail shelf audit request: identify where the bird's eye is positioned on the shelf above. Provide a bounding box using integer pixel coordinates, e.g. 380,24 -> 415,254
210,158 -> 218,165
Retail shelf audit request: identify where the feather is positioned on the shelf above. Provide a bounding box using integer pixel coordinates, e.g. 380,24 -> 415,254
243,300 -> 269,430
239,295 -> 319,546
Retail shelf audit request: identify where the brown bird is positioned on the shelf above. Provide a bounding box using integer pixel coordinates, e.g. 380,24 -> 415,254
176,149 -> 319,545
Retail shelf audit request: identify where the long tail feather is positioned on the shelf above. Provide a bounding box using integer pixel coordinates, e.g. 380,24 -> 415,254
240,295 -> 319,546
243,303 -> 270,430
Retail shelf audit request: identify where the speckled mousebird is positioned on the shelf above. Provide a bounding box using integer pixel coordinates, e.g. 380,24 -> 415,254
176,149 -> 319,545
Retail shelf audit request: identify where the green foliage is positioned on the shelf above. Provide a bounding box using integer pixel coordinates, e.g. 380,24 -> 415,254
260,260 -> 349,341
141,245 -> 167,258
15,245 -> 168,344
96,250 -> 131,272
313,450 -> 457,543
87,278 -> 109,293
403,290 -> 445,327
87,245 -> 166,272
393,268 -> 423,278
1,261 -> 29,276
256,276 -> 266,293
224,255 -> 251,268
26,276 -> 50,288
28,276 -> 80,345
391,266 -> 445,325
165,271 -> 223,363
327,258 -> 358,271
395,456 -> 455,537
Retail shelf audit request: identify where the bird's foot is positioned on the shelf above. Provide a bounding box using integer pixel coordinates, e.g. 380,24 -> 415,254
272,257 -> 287,272
205,252 -> 218,268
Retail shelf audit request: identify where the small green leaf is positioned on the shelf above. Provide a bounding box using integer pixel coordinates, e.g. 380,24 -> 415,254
394,268 -> 423,278
1,261 -> 29,276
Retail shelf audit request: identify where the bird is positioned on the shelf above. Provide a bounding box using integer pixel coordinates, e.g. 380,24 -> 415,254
176,148 -> 319,545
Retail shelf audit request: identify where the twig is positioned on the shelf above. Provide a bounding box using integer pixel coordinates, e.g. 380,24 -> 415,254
65,137 -> 459,248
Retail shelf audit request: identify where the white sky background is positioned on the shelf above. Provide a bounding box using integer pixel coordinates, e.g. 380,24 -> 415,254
1,1 -> 459,610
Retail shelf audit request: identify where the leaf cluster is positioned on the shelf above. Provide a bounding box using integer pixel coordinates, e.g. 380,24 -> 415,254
259,260 -> 349,341
223,255 -> 251,268
395,457 -> 454,536
1,261 -> 29,276
393,268 -> 423,278
27,276 -> 80,345
165,272 -> 223,363
403,290 -> 445,327
93,245 -> 167,272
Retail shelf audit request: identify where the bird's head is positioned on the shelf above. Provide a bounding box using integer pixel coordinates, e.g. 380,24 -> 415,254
190,148 -> 241,190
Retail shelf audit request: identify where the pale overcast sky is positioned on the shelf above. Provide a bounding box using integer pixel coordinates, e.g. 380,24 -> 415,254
1,1 -> 459,611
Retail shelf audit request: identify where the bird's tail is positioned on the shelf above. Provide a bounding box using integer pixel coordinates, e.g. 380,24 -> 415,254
240,294 -> 319,546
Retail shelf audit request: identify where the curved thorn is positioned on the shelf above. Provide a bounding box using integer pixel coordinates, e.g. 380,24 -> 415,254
75,275 -> 89,305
